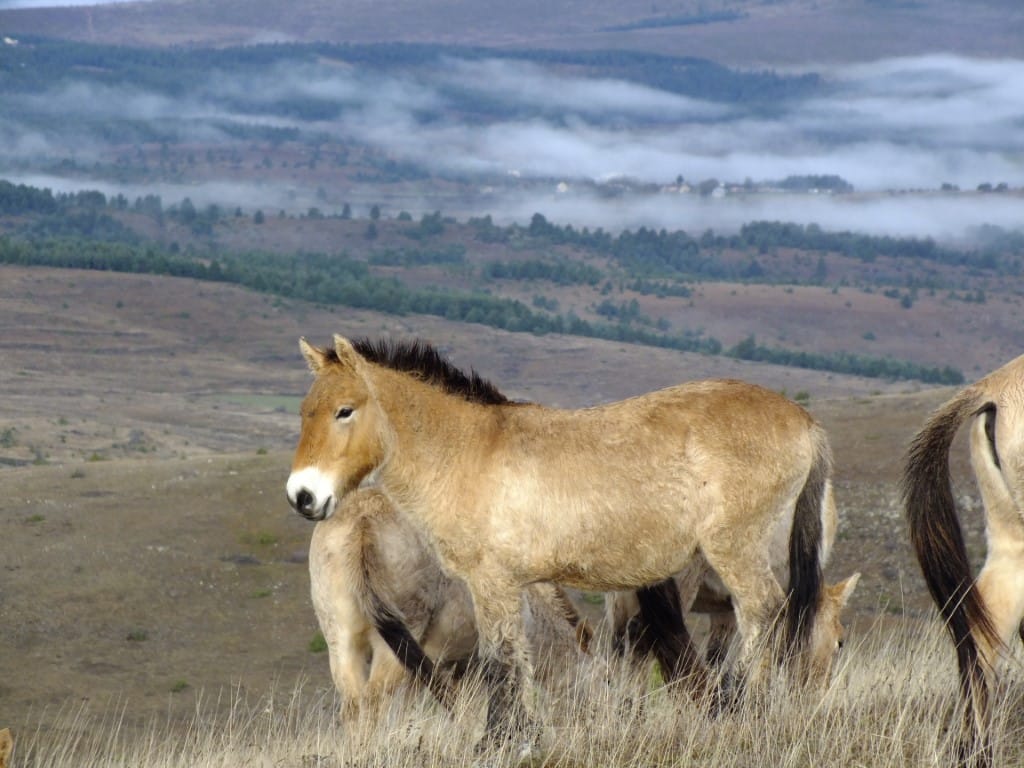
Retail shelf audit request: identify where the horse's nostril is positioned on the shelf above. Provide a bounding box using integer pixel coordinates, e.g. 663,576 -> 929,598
296,488 -> 314,512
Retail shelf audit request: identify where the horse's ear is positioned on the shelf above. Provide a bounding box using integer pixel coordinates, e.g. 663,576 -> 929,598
299,337 -> 329,373
332,335 -> 362,371
829,572 -> 860,608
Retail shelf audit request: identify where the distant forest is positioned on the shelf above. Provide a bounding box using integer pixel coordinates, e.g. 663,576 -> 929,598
0,179 -> 981,385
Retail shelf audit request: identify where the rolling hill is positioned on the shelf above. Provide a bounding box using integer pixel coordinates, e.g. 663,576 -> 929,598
0,0 -> 1020,65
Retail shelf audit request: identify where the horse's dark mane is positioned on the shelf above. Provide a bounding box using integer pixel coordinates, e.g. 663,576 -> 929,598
334,338 -> 511,406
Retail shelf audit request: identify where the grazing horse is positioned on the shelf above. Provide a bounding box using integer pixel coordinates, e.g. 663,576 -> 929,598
903,352 -> 1024,762
306,486 -> 592,718
287,336 -> 839,751
607,517 -> 859,686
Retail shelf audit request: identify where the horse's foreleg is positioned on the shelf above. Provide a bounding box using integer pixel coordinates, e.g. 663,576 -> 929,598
471,582 -> 540,757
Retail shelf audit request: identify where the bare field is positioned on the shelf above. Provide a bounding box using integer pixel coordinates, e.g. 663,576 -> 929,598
0,264 -> 990,747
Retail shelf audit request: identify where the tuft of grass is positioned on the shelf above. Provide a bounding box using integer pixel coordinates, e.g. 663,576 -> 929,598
308,631 -> 328,653
241,531 -> 279,547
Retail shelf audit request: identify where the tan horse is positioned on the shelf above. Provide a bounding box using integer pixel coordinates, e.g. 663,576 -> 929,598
903,352 -> 1024,762
0,729 -> 11,768
307,486 -> 592,718
288,336 -> 840,750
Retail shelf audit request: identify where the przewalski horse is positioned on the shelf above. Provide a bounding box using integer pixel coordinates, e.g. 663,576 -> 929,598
287,336 -> 839,752
607,528 -> 859,686
903,353 -> 1024,763
307,486 -> 592,718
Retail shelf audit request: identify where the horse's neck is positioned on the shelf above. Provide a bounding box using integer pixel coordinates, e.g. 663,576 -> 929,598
373,371 -> 501,511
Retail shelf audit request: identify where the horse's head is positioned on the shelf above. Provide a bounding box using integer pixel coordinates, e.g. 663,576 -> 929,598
286,335 -> 387,521
803,572 -> 860,686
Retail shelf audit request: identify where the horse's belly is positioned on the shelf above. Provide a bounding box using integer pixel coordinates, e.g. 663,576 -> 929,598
522,504 -> 700,591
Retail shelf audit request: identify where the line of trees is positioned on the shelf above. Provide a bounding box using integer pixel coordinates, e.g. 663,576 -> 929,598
728,335 -> 963,385
484,258 -> 603,286
0,233 -> 965,384
523,213 -> 1023,279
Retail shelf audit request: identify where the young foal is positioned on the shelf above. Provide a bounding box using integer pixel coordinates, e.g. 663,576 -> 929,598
288,336 -> 837,751
307,486 -> 591,718
903,352 -> 1024,760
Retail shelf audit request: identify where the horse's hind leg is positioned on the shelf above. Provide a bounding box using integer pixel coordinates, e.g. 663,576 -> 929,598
705,612 -> 736,668
699,541 -> 785,691
367,633 -> 414,703
975,551 -> 1024,665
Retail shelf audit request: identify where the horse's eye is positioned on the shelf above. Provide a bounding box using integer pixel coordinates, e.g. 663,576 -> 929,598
336,407 -> 354,421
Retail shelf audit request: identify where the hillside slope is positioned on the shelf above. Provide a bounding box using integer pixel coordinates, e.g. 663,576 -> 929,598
0,0 -> 1020,65
0,263 -> 992,736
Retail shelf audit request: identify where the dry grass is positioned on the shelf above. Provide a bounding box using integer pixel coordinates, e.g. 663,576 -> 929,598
10,620 -> 1024,768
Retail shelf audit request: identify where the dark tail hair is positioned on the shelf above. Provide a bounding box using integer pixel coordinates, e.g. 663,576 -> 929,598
902,387 -> 998,715
784,424 -> 831,656
635,578 -> 707,689
353,519 -> 456,710
549,585 -> 594,653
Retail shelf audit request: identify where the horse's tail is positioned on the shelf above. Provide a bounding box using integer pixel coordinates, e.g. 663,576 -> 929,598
547,584 -> 594,652
902,386 -> 998,710
784,422 -> 831,656
352,516 -> 456,710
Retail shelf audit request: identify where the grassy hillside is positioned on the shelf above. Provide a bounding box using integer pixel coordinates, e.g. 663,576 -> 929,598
3,181 -> 1022,383
0,258 -> 1005,768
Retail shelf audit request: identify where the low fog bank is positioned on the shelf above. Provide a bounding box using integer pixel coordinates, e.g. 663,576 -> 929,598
7,171 -> 1022,244
1,52 -> 1021,241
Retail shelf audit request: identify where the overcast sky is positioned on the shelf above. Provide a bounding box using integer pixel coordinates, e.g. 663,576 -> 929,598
0,0 -> 154,7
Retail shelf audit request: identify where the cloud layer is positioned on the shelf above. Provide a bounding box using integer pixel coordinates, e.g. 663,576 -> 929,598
1,52 -> 1021,239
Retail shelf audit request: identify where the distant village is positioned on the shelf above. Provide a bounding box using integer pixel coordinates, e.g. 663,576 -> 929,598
542,174 -> 1022,199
